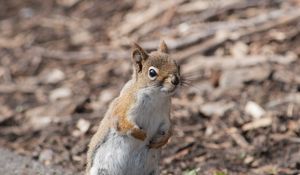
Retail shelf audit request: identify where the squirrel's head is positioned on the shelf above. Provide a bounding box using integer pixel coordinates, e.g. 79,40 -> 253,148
131,40 -> 180,95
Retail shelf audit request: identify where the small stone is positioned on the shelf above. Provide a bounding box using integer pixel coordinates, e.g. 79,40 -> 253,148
204,126 -> 214,136
200,101 -> 235,117
71,30 -> 92,45
72,155 -> 82,162
244,155 -> 254,165
231,41 -> 248,57
49,87 -> 72,101
99,90 -> 115,103
29,116 -> 52,130
245,101 -> 266,119
72,130 -> 82,137
178,23 -> 189,33
56,0 -> 80,7
76,119 -> 90,134
44,69 -> 65,84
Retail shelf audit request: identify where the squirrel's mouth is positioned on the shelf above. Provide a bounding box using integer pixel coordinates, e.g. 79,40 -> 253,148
160,85 -> 177,95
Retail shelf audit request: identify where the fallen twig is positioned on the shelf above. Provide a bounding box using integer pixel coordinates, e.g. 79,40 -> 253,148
29,47 -> 129,63
174,8 -> 300,61
242,117 -> 273,131
110,0 -> 186,38
226,127 -> 252,149
182,54 -> 297,75
198,0 -> 279,21
135,7 -> 300,61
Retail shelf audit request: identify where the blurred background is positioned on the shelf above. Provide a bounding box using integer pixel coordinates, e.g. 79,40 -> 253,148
0,0 -> 300,174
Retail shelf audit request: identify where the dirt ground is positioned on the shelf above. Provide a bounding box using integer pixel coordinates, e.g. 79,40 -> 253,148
0,0 -> 300,174
0,148 -> 73,175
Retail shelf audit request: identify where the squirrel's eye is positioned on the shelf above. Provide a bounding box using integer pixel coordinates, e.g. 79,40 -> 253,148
148,66 -> 158,80
149,69 -> 157,77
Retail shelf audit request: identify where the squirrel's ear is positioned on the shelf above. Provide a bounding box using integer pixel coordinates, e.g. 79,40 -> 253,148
132,42 -> 148,72
158,40 -> 168,53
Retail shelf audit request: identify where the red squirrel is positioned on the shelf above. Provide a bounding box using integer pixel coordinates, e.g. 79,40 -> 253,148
86,41 -> 181,175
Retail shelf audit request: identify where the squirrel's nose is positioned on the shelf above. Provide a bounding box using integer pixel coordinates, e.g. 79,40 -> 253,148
171,76 -> 179,85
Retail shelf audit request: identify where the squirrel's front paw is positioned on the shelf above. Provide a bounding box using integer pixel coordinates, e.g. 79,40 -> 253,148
129,126 -> 147,141
148,130 -> 171,149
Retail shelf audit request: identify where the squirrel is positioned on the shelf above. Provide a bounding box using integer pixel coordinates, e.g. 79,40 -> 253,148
86,40 -> 181,175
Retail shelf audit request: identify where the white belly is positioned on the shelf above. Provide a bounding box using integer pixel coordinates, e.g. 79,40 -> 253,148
90,129 -> 160,175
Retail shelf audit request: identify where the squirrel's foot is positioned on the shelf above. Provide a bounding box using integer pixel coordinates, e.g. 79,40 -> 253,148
148,130 -> 171,149
129,126 -> 147,141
